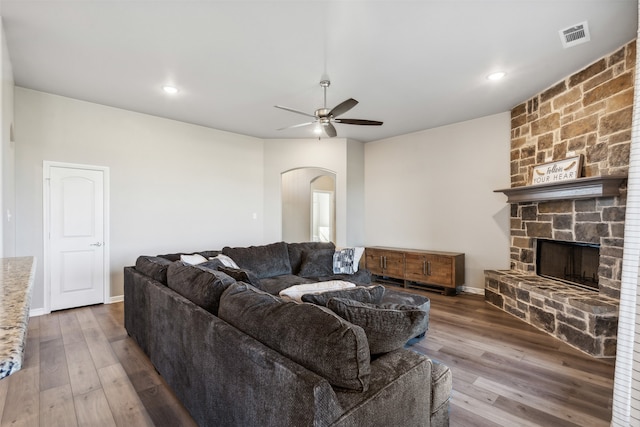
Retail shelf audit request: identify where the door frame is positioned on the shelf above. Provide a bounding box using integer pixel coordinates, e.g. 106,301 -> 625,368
43,161 -> 111,314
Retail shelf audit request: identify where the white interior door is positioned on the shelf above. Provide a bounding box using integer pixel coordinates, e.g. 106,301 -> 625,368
46,164 -> 107,311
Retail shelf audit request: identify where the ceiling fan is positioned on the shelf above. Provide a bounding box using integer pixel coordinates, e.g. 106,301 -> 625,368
275,80 -> 383,138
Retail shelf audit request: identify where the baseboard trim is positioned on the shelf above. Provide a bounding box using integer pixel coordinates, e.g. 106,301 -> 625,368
109,295 -> 124,304
29,296 -> 123,316
29,308 -> 47,317
459,286 -> 485,295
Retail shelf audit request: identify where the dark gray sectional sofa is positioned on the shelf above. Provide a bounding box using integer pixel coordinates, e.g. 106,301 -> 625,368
124,241 -> 452,426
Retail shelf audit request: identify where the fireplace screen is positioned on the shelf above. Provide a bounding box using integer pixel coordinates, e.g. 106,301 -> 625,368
536,239 -> 600,291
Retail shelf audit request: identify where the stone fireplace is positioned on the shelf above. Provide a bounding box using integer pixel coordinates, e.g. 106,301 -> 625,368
485,40 -> 635,357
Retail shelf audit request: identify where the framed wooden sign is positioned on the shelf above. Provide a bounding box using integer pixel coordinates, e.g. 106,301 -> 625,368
531,155 -> 582,186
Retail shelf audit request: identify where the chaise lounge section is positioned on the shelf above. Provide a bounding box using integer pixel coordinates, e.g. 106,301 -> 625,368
124,241 -> 452,426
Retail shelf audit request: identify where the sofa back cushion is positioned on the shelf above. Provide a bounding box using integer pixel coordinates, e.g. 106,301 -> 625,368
287,242 -> 336,275
222,242 -> 292,279
135,256 -> 173,285
166,262 -> 236,315
218,283 -> 371,392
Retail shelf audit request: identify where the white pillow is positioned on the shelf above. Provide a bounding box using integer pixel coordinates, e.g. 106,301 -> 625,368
279,280 -> 356,303
180,253 -> 208,265
210,254 -> 240,269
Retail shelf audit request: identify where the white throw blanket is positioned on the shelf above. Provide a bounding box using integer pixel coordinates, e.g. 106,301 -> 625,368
279,281 -> 356,303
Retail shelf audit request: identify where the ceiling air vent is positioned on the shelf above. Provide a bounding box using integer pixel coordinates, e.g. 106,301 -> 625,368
559,21 -> 591,48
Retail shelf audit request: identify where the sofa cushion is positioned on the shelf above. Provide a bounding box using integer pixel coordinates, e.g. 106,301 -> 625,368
327,298 -> 428,355
218,283 -> 371,392
166,262 -> 236,315
222,242 -> 292,279
287,242 -> 336,274
298,248 -> 335,278
135,256 -> 173,285
301,285 -> 385,306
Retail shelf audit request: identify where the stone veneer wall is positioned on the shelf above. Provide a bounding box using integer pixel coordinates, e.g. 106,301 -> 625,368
508,40 -> 635,299
485,40 -> 636,357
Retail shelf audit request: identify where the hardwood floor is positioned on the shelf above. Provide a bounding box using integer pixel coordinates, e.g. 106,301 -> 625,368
0,289 -> 614,427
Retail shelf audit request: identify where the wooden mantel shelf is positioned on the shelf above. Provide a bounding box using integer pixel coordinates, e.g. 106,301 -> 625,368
494,175 -> 627,203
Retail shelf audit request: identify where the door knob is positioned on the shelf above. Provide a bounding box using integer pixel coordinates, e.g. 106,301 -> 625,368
90,242 -> 102,247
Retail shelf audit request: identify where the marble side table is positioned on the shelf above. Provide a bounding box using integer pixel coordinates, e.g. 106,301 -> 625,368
0,257 -> 36,379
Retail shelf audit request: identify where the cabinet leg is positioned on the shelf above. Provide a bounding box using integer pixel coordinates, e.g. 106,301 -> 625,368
444,288 -> 457,296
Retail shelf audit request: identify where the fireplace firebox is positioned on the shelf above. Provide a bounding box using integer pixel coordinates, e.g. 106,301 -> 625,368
536,239 -> 600,291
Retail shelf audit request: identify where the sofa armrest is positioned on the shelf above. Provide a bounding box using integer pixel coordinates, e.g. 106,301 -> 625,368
430,360 -> 452,426
332,349 -> 445,426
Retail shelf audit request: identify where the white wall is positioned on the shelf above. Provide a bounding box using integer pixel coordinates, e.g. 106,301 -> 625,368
263,138 -> 365,247
347,140 -> 365,246
0,19 -> 15,258
15,88 -> 264,311
365,112 -> 512,291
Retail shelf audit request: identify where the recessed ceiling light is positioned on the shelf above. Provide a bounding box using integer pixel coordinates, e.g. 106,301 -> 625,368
162,85 -> 179,94
487,72 -> 506,81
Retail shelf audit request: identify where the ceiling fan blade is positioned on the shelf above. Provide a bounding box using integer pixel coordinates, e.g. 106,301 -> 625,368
274,105 -> 316,118
329,98 -> 358,118
334,118 -> 383,126
277,122 -> 314,131
324,123 -> 337,138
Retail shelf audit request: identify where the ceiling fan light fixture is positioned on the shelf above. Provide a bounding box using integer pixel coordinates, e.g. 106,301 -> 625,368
162,85 -> 179,94
275,79 -> 383,138
487,72 -> 506,81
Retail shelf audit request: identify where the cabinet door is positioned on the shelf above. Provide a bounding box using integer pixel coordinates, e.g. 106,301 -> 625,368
365,249 -> 404,279
365,249 -> 385,276
382,251 -> 404,278
424,254 -> 454,287
404,253 -> 429,282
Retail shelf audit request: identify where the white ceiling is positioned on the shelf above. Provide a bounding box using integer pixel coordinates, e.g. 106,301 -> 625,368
0,1 -> 637,142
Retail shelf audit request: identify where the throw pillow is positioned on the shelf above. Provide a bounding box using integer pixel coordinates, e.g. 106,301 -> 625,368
327,298 -> 427,355
180,253 -> 208,265
298,249 -> 334,278
332,247 -> 365,274
218,266 -> 261,287
210,254 -> 240,269
197,259 -> 225,271
287,241 -> 336,274
301,285 -> 385,306
222,242 -> 292,279
218,283 -> 371,392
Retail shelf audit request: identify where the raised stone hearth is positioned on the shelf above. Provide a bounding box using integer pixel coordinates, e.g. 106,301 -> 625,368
485,270 -> 618,357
